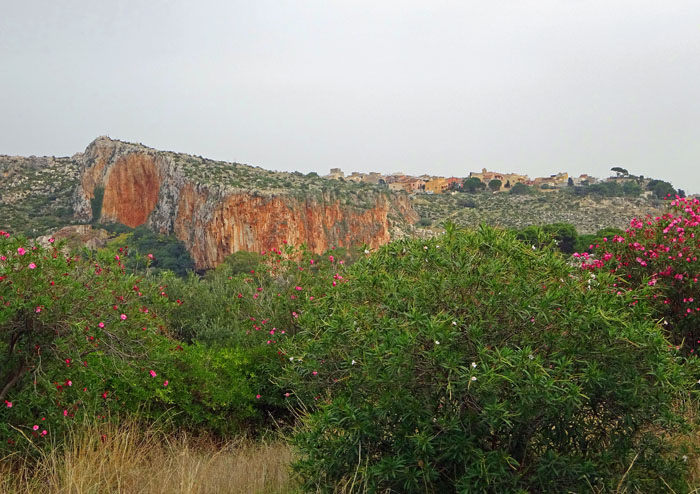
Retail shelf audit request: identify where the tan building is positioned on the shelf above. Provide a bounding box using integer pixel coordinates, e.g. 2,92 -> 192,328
424,178 -> 449,194
533,172 -> 569,188
326,168 -> 344,179
361,172 -> 384,185
389,179 -> 425,193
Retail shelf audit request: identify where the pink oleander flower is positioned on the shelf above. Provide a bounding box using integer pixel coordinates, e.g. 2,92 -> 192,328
120,314 -> 127,320
32,425 -> 39,431
17,247 -> 26,256
28,263 -> 36,269
149,370 -> 157,378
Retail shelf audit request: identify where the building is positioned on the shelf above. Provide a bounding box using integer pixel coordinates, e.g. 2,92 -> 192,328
424,178 -> 450,194
389,179 -> 425,193
532,172 -> 569,188
326,168 -> 344,180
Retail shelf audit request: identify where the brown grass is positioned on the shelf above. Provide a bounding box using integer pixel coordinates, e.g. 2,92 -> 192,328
0,419 -> 294,494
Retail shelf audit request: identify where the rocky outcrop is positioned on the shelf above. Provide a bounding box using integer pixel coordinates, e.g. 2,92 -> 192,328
73,137 -> 418,269
37,225 -> 109,251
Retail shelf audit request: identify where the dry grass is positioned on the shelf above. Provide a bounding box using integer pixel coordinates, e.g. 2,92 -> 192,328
0,419 -> 294,494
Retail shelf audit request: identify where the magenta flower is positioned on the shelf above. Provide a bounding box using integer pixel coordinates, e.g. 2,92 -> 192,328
149,370 -> 157,378
17,247 -> 26,256
32,425 -> 39,431
120,314 -> 127,320
4,401 -> 12,408
28,263 -> 36,269
98,322 -> 105,328
163,380 -> 168,387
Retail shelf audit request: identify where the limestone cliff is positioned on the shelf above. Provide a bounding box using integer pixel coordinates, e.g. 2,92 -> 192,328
73,137 -> 418,269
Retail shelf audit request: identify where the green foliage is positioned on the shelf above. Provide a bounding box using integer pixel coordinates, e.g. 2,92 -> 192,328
99,225 -> 195,277
456,198 -> 477,209
0,233 -> 266,454
509,182 -> 531,195
90,187 -> 104,223
573,227 -> 624,253
647,179 -> 677,199
212,250 -> 264,278
282,226 -> 693,493
488,179 -> 502,192
516,222 -> 578,254
462,177 -> 486,193
416,218 -> 432,227
622,180 -> 642,197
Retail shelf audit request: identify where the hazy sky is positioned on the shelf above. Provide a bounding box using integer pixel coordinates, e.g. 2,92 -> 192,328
2,1 -> 699,192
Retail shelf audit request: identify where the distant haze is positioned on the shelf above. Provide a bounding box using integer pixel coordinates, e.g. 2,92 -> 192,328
2,1 -> 699,192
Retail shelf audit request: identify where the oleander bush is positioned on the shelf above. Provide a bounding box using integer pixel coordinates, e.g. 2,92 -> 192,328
282,224 -> 695,493
0,232 -> 266,453
578,196 -> 700,354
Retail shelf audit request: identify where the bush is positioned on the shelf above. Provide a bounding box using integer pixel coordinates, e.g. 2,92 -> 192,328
516,222 -> 578,254
0,232 -> 266,453
578,196 -> 700,354
509,182 -> 531,195
281,225 -> 692,493
416,218 -> 432,228
90,187 -> 104,223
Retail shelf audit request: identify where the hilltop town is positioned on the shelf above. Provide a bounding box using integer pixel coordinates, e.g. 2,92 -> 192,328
323,166 -> 676,199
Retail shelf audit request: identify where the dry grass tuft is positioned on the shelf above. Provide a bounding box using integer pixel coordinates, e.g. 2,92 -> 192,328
0,419 -> 293,494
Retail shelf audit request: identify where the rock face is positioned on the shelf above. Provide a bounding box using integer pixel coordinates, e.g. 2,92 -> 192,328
73,137 -> 417,269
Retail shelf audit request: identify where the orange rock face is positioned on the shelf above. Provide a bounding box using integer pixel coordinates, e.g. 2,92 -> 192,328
75,137 -> 417,270
101,154 -> 161,227
174,184 -> 397,269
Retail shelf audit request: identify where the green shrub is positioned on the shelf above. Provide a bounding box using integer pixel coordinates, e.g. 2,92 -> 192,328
0,232 -> 266,453
90,187 -> 104,223
509,182 -> 531,195
281,225 -> 693,493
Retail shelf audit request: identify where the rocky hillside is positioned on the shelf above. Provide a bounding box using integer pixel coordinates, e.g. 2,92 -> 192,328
413,191 -> 667,234
71,137 -> 417,269
0,155 -> 80,236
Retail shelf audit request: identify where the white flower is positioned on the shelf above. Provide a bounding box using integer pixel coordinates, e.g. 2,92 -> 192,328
471,362 -> 477,368
435,340 -> 440,345
351,359 -> 356,365
423,246 -> 428,250
683,455 -> 689,462
364,249 -> 370,254
471,376 -> 477,382
289,357 -> 294,362
452,321 -> 457,326
529,354 -> 534,360
532,245 -> 536,250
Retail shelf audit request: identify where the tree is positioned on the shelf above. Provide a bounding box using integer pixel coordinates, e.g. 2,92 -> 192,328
646,179 -> 676,199
462,177 -> 486,193
567,177 -> 574,187
488,179 -> 502,192
509,182 -> 531,195
611,167 -> 629,177
622,180 -> 642,197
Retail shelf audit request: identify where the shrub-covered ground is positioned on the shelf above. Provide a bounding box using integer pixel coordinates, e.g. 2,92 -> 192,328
2,199 -> 700,492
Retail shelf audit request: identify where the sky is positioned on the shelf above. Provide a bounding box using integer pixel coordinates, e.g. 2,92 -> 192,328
1,1 -> 699,192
